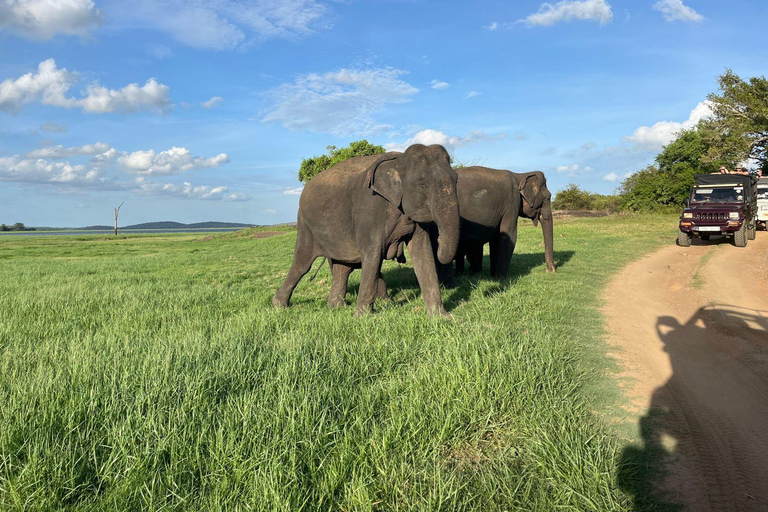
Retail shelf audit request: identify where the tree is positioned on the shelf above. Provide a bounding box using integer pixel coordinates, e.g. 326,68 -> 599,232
12,223 -> 25,231
299,140 -> 386,183
0,224 -> 7,232
700,69 -> 768,168
114,202 -> 124,236
620,128 -> 733,211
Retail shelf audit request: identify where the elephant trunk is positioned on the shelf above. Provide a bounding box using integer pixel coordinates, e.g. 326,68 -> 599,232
431,177 -> 460,265
540,199 -> 556,273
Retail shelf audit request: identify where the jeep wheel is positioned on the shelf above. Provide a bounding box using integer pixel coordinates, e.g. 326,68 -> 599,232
733,223 -> 748,247
700,235 -> 710,241
677,229 -> 691,247
747,222 -> 756,240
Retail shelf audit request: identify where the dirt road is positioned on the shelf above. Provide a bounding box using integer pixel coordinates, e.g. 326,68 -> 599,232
605,233 -> 768,511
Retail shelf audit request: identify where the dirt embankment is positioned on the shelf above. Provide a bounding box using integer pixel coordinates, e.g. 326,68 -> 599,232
605,235 -> 768,511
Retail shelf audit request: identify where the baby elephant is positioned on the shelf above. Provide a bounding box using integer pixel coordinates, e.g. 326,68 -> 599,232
273,144 -> 460,317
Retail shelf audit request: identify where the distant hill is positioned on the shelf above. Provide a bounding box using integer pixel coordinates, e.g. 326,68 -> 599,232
124,221 -> 255,230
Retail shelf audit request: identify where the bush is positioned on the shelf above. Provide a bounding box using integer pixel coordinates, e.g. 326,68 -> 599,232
552,184 -> 621,212
299,140 -> 386,183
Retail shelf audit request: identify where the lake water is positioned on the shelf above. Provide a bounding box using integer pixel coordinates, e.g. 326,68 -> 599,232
0,228 -> 246,237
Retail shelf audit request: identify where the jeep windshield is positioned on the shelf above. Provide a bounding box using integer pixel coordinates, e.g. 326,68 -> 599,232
690,186 -> 744,204
758,185 -> 768,200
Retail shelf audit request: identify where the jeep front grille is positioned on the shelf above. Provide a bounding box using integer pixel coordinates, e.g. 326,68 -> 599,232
694,212 -> 727,222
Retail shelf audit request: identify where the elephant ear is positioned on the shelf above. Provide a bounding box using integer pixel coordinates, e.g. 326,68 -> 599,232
366,154 -> 402,206
519,173 -> 541,225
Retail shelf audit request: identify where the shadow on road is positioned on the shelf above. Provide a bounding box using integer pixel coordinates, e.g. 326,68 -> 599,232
618,305 -> 768,512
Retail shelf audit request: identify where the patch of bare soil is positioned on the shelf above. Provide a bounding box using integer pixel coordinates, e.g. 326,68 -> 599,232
606,234 -> 768,510
252,231 -> 285,239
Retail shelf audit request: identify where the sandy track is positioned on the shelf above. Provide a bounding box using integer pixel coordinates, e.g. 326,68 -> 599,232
605,233 -> 768,511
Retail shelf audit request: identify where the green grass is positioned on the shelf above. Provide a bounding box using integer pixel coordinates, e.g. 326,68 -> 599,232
0,215 -> 677,511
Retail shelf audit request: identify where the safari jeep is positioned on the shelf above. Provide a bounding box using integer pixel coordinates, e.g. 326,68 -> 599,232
678,173 -> 758,247
757,177 -> 768,231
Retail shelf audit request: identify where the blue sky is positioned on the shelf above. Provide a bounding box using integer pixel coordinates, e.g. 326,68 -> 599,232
1,0 -> 766,226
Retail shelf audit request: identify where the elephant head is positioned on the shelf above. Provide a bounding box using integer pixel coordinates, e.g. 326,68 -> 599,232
366,144 -> 460,264
518,171 -> 556,273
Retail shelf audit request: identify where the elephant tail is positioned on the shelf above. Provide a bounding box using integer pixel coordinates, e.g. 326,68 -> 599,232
308,257 -> 327,282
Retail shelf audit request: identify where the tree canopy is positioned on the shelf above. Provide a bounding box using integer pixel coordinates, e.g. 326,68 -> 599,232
298,140 -> 386,183
700,69 -> 768,168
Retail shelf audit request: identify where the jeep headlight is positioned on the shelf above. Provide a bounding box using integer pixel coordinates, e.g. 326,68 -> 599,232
683,213 -> 693,219
729,212 -> 739,220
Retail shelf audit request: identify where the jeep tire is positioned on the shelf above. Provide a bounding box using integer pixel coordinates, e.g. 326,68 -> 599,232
677,229 -> 691,247
734,223 -> 748,247
747,222 -> 756,240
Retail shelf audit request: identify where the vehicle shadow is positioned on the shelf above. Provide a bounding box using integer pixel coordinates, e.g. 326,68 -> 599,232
687,234 -> 732,246
617,305 -> 768,511
380,250 -> 575,312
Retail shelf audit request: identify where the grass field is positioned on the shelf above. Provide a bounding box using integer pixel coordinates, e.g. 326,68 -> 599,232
0,215 -> 677,511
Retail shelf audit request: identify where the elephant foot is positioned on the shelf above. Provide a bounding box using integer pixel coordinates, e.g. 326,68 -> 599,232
354,305 -> 373,317
327,298 -> 346,308
441,277 -> 458,289
427,306 -> 450,318
272,295 -> 289,309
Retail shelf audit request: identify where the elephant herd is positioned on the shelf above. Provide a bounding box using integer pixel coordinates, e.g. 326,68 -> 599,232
272,144 -> 555,317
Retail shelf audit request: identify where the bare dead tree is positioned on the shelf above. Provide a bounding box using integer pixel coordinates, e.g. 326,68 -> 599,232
114,202 -> 124,236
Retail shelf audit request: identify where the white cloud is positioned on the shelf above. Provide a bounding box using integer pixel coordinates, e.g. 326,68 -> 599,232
0,59 -> 171,114
118,147 -> 230,176
430,79 -> 449,90
283,187 -> 304,195
485,21 -> 499,30
201,96 -> 224,108
261,67 -> 418,136
386,129 -> 506,156
653,0 -> 703,22
0,0 -> 102,40
137,180 -> 247,201
625,101 -> 712,149
0,154 -> 103,185
27,142 -> 111,159
465,91 -> 481,99
118,0 -> 328,51
603,172 -> 619,182
556,163 -> 594,176
265,208 -> 277,214
522,0 -> 613,27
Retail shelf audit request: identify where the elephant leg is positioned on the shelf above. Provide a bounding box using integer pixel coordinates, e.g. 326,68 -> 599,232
492,216 -> 518,278
376,272 -> 390,301
408,224 -> 448,317
455,245 -> 466,275
328,261 -> 353,308
273,223 -> 317,308
355,253 -> 384,317
466,242 -> 483,274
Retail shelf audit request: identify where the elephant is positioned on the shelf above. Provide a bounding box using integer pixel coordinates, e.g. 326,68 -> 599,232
272,144 -> 460,317
439,167 -> 555,283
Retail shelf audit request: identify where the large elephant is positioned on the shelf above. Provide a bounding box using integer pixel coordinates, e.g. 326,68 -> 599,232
272,144 -> 460,317
443,167 -> 555,281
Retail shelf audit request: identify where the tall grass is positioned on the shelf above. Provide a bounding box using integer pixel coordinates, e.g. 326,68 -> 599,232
0,216 -> 676,511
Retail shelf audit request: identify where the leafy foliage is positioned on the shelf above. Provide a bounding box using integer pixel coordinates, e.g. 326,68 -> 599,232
620,129 -> 732,211
701,69 -> 768,168
0,223 -> 34,232
299,140 -> 386,183
552,184 -> 621,212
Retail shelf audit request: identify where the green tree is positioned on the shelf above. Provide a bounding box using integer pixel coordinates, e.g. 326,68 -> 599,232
700,69 -> 768,168
552,184 -> 621,212
0,224 -> 8,231
299,140 -> 386,183
620,128 -> 733,211
12,223 -> 25,231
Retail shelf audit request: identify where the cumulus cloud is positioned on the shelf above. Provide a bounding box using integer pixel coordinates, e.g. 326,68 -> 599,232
386,129 -> 506,156
0,59 -> 171,114
0,0 -> 103,40
0,154 -> 102,184
556,163 -> 593,176
465,91 -> 482,99
27,141 -> 111,159
261,67 -> 418,136
653,0 -> 703,22
201,96 -> 224,108
603,172 -> 619,182
283,187 -> 304,195
522,0 -> 613,27
136,180 -> 247,201
118,0 -> 328,51
118,147 -> 230,176
624,101 -> 712,149
430,79 -> 449,90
